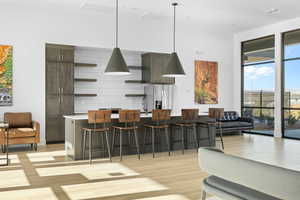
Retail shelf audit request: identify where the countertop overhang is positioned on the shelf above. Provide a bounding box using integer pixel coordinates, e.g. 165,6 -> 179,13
64,112 -> 208,120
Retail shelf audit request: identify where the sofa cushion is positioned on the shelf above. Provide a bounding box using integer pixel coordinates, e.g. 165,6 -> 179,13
204,176 -> 281,200
4,112 -> 32,128
219,121 -> 252,129
7,128 -> 36,138
220,122 -> 240,128
221,111 -> 239,121
238,122 -> 253,127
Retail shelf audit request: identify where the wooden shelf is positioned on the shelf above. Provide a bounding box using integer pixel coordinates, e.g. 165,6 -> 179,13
74,63 -> 97,67
74,94 -> 97,97
128,66 -> 142,70
74,78 -> 97,82
125,80 -> 145,84
125,94 -> 146,97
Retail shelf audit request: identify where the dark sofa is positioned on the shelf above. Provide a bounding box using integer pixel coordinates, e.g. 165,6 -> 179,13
217,111 -> 254,134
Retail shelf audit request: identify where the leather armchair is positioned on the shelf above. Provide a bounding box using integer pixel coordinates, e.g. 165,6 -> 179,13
0,112 -> 40,151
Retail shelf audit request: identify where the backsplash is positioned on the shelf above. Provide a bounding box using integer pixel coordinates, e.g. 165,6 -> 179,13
74,47 -> 144,113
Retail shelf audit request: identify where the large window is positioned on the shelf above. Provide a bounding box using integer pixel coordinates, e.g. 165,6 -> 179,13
241,36 -> 275,135
283,30 -> 300,139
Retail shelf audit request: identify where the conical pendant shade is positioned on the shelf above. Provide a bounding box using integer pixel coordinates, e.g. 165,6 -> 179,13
105,48 -> 130,75
163,52 -> 185,77
162,3 -> 185,78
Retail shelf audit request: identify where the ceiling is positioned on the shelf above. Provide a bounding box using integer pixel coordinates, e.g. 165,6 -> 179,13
2,0 -> 300,33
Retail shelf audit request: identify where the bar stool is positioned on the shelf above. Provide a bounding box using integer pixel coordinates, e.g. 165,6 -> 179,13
144,109 -> 171,158
82,110 -> 112,164
209,108 -> 225,150
111,110 -> 140,161
173,109 -> 199,154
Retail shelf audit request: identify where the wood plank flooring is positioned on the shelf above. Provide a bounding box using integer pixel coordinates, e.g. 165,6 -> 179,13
0,134 -> 299,200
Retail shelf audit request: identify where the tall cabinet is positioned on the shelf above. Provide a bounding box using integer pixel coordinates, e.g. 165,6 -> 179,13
142,53 -> 175,84
46,44 -> 74,143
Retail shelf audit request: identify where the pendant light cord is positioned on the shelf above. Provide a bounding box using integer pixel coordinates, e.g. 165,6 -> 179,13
173,3 -> 177,53
116,0 -> 119,48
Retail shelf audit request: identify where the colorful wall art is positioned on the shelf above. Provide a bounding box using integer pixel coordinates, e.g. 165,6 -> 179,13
195,60 -> 218,104
0,45 -> 13,106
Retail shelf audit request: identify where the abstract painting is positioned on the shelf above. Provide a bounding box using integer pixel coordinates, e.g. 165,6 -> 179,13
0,45 -> 13,106
195,60 -> 218,104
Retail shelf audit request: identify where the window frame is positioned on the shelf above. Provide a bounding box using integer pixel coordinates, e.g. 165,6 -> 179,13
241,35 -> 275,136
282,29 -> 300,140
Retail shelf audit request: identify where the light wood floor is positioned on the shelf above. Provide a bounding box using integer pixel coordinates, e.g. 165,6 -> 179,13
0,134 -> 300,200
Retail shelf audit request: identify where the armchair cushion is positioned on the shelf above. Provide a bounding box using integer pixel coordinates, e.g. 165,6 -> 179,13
4,112 -> 32,128
8,128 -> 36,138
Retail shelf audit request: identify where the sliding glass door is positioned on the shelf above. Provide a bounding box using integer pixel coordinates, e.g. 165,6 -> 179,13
241,36 -> 275,135
283,30 -> 300,139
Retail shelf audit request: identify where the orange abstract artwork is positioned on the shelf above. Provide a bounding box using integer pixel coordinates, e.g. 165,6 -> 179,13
195,60 -> 218,104
0,45 -> 13,106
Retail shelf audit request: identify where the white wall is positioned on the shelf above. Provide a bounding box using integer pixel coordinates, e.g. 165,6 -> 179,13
234,16 -> 300,137
74,47 -> 144,113
0,5 -> 234,144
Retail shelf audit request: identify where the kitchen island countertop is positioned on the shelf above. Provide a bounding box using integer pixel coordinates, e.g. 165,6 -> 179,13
64,112 -> 208,120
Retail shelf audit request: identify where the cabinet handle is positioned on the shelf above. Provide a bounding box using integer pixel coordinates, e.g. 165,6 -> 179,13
58,88 -> 61,103
61,88 -> 64,103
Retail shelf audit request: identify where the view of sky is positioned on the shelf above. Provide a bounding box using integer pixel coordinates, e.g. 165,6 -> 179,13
244,44 -> 300,91
244,63 -> 275,91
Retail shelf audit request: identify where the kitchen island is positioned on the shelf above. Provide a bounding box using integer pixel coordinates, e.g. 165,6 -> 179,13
64,113 -> 215,160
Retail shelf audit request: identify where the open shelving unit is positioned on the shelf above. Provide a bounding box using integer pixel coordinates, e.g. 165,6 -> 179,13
125,65 -> 146,98
74,94 -> 97,97
125,80 -> 145,84
74,78 -> 97,82
125,94 -> 146,97
74,62 -> 97,67
74,61 -> 98,99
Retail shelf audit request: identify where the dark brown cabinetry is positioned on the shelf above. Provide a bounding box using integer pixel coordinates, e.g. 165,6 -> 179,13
46,44 -> 74,143
142,53 -> 175,84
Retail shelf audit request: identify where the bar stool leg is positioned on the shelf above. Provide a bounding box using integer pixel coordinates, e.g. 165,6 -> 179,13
143,127 -> 147,154
134,129 -> 140,160
151,128 -> 155,158
82,130 -> 86,160
89,130 -> 92,164
165,127 -> 171,156
181,126 -> 185,154
170,126 -> 174,151
101,134 -> 105,157
207,125 -> 212,146
105,131 -> 112,162
120,129 -> 123,161
219,123 -> 224,150
111,128 -> 116,156
193,124 -> 199,150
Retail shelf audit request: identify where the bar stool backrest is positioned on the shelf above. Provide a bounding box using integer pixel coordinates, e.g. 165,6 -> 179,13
88,110 -> 112,124
182,109 -> 199,121
209,108 -> 224,120
119,110 -> 140,123
152,109 -> 171,123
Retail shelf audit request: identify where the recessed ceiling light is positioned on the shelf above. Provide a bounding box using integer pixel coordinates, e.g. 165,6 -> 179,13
266,8 -> 280,15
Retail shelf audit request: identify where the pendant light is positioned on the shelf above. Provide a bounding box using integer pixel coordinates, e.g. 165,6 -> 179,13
105,0 -> 130,75
162,2 -> 185,77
